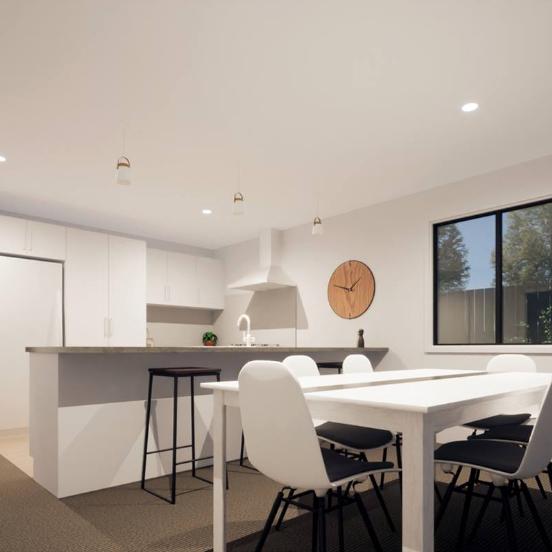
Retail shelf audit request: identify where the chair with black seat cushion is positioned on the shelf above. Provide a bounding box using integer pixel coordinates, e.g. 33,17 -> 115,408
435,380 -> 552,552
239,360 -> 398,552
464,354 -> 536,432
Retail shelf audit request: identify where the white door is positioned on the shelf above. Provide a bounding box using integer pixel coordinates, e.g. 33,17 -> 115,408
197,257 -> 225,309
0,256 -> 63,430
28,221 -> 66,260
65,228 -> 109,346
168,252 -> 199,307
108,236 -> 146,346
0,215 -> 26,256
146,248 -> 168,305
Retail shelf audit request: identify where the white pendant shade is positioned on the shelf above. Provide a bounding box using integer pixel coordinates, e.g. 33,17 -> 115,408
312,216 -> 323,235
233,192 -> 245,215
116,156 -> 131,185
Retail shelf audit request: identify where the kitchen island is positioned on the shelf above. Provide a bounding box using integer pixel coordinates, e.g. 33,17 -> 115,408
26,346 -> 388,498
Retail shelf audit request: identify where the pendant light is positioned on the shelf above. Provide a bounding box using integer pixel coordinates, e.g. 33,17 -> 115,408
312,215 -> 323,235
116,128 -> 131,185
232,163 -> 245,215
312,191 -> 323,235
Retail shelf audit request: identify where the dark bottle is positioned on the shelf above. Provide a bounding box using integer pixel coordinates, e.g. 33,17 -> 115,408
357,329 -> 365,348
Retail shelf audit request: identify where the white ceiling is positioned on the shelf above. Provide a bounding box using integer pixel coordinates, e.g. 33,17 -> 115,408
1,1 -> 552,249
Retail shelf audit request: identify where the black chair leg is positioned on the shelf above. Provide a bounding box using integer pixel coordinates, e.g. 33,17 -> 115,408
240,432 -> 245,466
499,484 -> 518,552
468,483 -> 495,543
337,487 -> 345,552
311,494 -> 318,552
354,491 -> 383,552
255,491 -> 284,552
275,488 -> 295,530
548,463 -> 552,493
456,468 -> 477,552
140,372 -> 154,489
535,475 -> 547,499
434,483 -> 442,504
520,480 -> 552,550
513,480 -> 524,517
369,474 -> 396,532
379,448 -> 388,489
170,376 -> 179,505
396,434 -> 403,492
317,496 -> 327,552
436,466 -> 463,528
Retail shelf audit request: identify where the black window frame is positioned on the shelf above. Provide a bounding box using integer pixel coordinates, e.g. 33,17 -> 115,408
433,197 -> 552,346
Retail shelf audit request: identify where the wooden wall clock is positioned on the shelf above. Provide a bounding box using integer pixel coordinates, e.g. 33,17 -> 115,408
327,260 -> 375,319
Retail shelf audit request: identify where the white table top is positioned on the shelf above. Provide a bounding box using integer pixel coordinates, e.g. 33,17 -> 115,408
200,368 -> 484,393
305,372 -> 552,414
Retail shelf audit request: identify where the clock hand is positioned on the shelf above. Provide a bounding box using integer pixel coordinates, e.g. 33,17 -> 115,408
333,284 -> 350,292
350,277 -> 361,291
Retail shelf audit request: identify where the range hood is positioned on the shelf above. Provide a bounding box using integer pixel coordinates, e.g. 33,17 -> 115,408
228,229 -> 296,291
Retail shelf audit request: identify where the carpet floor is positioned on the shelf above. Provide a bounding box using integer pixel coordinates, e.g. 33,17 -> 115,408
1,454 -> 551,551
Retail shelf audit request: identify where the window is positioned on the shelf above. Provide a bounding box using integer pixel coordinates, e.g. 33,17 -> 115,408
434,199 -> 552,345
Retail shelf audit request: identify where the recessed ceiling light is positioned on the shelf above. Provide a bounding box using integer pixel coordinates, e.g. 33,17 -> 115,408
461,102 -> 479,113
202,208 -> 213,215
0,154 -> 6,163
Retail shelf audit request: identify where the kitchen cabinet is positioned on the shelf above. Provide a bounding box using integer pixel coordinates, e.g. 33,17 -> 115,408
146,248 -> 224,309
0,215 -> 66,260
197,257 -> 224,309
65,228 -> 146,346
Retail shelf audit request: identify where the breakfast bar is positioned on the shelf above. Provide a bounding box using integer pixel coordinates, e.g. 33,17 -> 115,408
26,346 -> 387,498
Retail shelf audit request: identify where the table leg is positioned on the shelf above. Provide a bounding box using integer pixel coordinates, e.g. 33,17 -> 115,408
401,414 -> 434,552
213,390 -> 227,552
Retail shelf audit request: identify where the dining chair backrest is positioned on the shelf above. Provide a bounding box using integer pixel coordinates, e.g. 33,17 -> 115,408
342,354 -> 374,374
487,354 -> 536,374
283,355 -> 320,378
514,380 -> 552,479
239,360 -> 331,490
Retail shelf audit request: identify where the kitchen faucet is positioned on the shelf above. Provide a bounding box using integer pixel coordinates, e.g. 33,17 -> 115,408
237,314 -> 253,346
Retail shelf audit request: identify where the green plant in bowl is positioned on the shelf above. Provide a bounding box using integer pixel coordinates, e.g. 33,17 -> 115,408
202,331 -> 218,346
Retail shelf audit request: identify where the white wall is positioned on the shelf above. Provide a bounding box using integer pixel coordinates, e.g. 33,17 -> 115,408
146,306 -> 214,347
215,154 -> 552,372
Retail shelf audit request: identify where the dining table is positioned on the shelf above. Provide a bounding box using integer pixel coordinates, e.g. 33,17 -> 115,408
201,367 -> 551,552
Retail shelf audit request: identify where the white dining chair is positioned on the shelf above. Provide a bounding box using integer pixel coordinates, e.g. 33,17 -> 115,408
342,354 -> 374,374
239,360 -> 397,552
435,380 -> 552,551
465,354 -> 537,431
282,354 -> 319,377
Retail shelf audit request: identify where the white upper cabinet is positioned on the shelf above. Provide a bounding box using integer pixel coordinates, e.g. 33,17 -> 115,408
197,257 -> 224,309
146,248 -> 168,305
0,215 -> 66,260
66,228 -> 147,346
108,236 -> 146,346
0,215 -> 26,255
168,252 -> 199,307
27,221 -> 66,260
65,228 -> 109,346
146,248 -> 224,310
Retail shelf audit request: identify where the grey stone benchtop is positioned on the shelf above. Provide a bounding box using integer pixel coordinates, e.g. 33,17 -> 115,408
26,346 -> 389,355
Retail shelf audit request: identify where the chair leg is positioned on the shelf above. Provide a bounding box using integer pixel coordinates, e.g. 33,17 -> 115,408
395,433 -> 403,492
369,474 -> 396,532
354,491 -> 383,552
140,372 -> 154,489
456,468 -> 477,552
337,487 -> 345,552
513,480 -> 524,517
311,493 -> 318,552
436,465 -> 463,529
275,488 -> 295,530
240,432 -> 245,466
255,491 -> 284,552
434,482 -> 442,504
170,376 -> 179,505
535,475 -> 547,499
468,482 -> 495,543
379,448 -> 388,489
547,463 -> 552,493
520,480 -> 552,550
499,484 -> 518,552
317,496 -> 327,552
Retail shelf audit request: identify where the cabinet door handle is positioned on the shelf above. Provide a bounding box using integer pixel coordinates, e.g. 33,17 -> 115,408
108,318 -> 113,338
103,317 -> 108,338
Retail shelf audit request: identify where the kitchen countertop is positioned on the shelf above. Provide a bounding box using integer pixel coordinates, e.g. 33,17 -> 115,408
26,346 -> 389,354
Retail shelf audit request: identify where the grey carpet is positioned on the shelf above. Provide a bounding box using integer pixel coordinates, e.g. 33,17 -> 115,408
1,454 -> 551,551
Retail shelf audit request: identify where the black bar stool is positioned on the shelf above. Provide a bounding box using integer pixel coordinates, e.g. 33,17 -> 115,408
141,366 -> 221,504
316,361 -> 343,373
